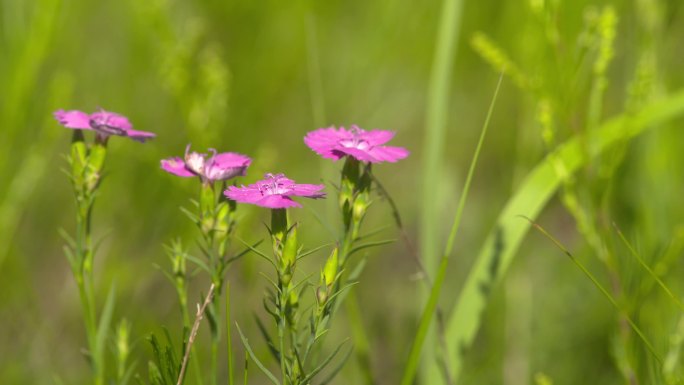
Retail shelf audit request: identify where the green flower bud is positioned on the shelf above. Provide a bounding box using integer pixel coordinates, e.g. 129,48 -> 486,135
352,192 -> 370,223
322,248 -> 339,287
283,224 -> 298,264
316,286 -> 328,305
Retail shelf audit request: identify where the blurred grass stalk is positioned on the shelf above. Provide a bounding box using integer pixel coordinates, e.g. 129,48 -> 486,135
0,0 -> 64,269
418,0 -> 463,383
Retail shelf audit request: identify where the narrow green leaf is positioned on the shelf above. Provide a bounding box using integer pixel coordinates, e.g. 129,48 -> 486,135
236,323 -> 281,385
95,285 -> 116,380
347,239 -> 396,258
254,314 -> 280,362
299,339 -> 349,383
319,345 -> 354,385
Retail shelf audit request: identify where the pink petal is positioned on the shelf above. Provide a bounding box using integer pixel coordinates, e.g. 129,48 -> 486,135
367,146 -> 410,163
90,110 -> 133,130
161,157 -> 195,177
126,128 -> 157,143
211,152 -> 252,167
224,185 -> 262,202
288,183 -> 326,198
359,128 -> 396,146
54,109 -> 93,130
304,127 -> 352,160
333,147 -> 379,163
254,195 -> 301,209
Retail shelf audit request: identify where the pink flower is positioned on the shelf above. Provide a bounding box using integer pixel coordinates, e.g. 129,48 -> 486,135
225,173 -> 325,209
53,109 -> 155,142
304,125 -> 409,163
161,145 -> 252,183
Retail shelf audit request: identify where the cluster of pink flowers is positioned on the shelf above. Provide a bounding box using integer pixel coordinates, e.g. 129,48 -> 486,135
54,108 -> 409,209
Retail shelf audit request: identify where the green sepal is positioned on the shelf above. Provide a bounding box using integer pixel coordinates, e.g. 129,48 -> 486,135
199,182 -> 216,233
69,131 -> 87,185
270,209 -> 288,246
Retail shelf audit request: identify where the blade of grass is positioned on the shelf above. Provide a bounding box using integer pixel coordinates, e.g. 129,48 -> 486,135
420,0 -> 465,280
443,88 -> 684,381
400,73 -> 502,385
526,217 -> 662,364
236,323 -> 281,385
613,223 -> 684,312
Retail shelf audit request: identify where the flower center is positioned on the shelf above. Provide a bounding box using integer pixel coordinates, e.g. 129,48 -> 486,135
338,128 -> 371,150
259,173 -> 292,196
185,152 -> 206,175
90,115 -> 126,136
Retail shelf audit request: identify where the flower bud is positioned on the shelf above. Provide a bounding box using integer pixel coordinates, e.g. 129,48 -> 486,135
281,225 -> 298,270
316,286 -> 328,304
322,248 -> 339,287
352,192 -> 371,223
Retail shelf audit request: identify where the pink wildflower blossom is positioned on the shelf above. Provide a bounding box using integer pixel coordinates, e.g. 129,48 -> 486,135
53,109 -> 155,142
161,145 -> 251,183
225,173 -> 325,209
304,125 -> 409,163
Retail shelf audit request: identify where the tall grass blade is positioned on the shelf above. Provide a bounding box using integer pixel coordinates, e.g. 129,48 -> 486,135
419,0 -> 464,382
401,74 -> 502,385
444,89 -> 684,381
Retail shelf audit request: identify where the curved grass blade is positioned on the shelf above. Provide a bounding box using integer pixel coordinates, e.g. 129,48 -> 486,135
526,217 -> 662,363
444,88 -> 684,380
236,323 -> 281,385
299,339 -> 349,384
614,223 -> 684,313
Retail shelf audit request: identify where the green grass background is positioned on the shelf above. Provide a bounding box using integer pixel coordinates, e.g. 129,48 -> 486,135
2,0 -> 684,384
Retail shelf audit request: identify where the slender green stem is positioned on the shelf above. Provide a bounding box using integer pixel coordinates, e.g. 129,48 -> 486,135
227,282 -> 235,385
401,74 -> 502,385
74,197 -> 103,385
278,291 -> 288,385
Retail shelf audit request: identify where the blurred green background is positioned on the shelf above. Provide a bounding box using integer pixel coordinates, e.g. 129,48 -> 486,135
2,0 -> 684,384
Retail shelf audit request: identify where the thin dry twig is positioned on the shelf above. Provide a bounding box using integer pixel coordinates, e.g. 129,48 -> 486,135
177,283 -> 216,385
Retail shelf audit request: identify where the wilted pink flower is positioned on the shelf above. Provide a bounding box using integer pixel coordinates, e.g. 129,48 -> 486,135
54,109 -> 155,142
225,173 -> 325,209
161,145 -> 251,183
304,125 -> 409,163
